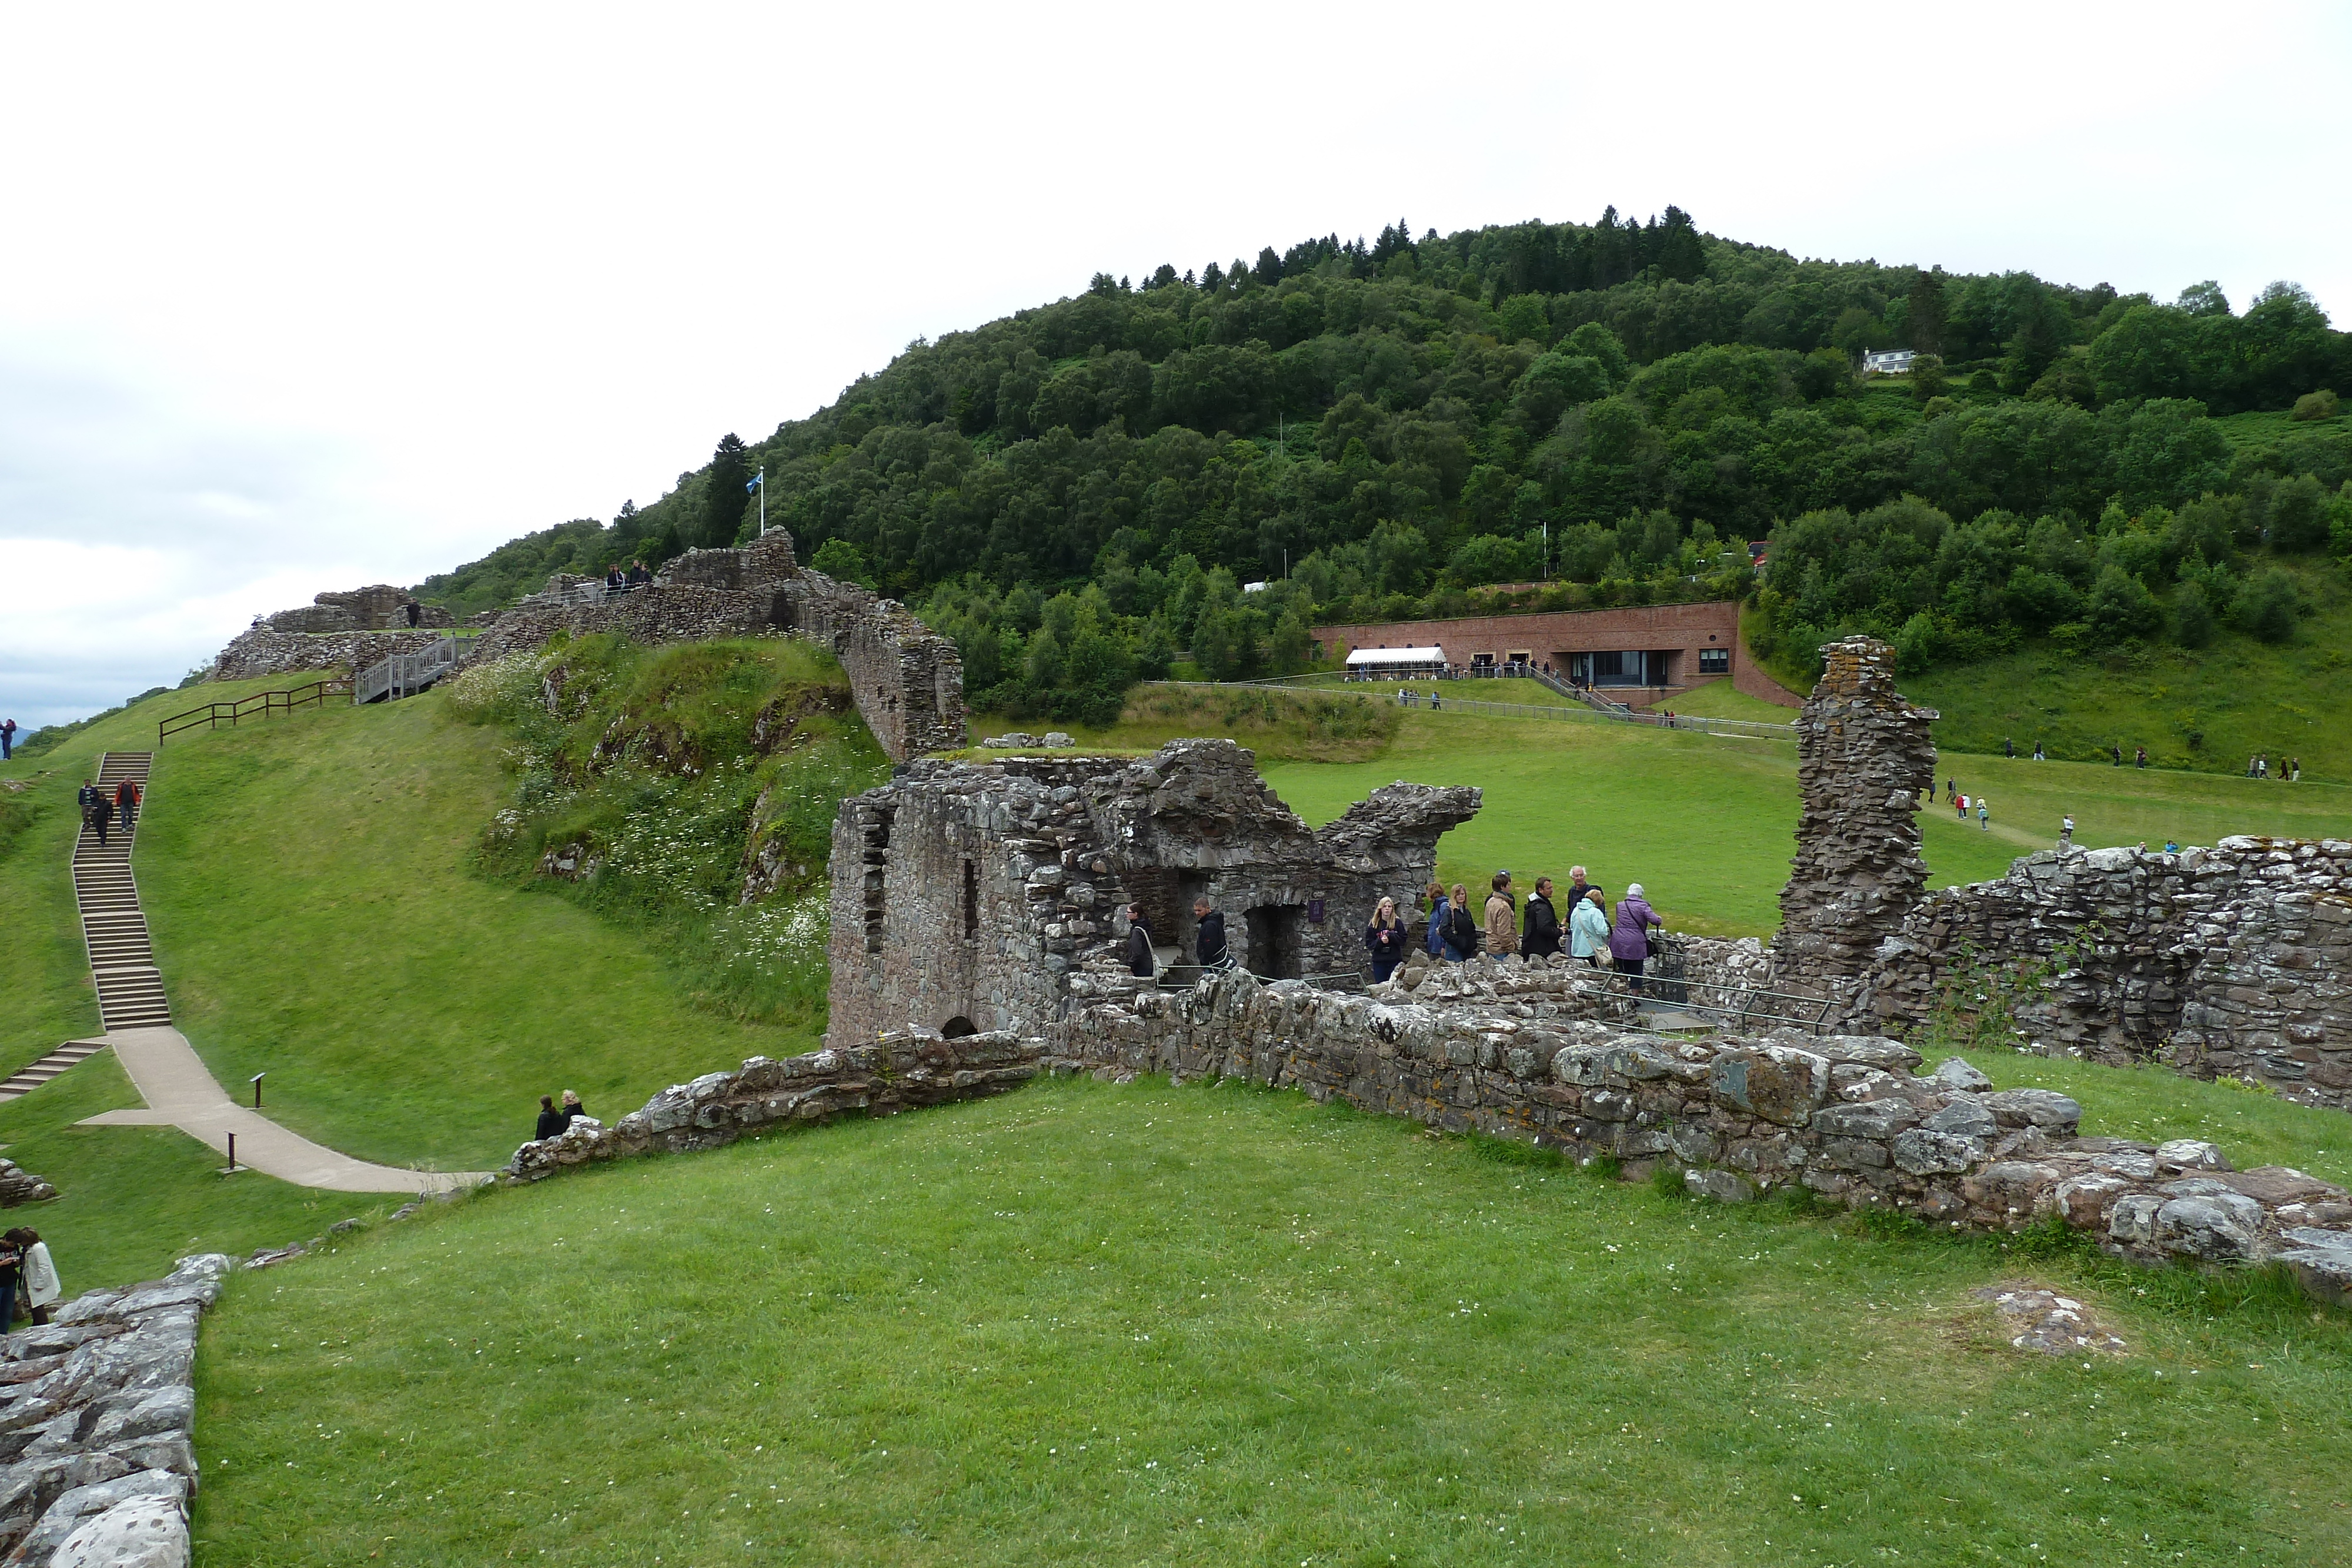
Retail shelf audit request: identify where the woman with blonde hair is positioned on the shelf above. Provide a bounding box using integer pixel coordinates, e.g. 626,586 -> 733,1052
1365,896 -> 1406,982
1441,882 -> 1479,962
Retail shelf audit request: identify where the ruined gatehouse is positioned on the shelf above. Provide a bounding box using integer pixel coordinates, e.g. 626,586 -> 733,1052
825,738 -> 1478,1042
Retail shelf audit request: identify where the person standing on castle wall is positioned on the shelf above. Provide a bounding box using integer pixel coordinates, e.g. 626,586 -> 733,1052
1365,897 -> 1406,982
1610,883 -> 1663,993
403,599 -> 421,628
1483,872 -> 1518,957
629,560 -> 651,587
1569,886 -> 1609,965
1124,904 -> 1157,978
1194,897 -> 1230,971
1519,877 -> 1562,961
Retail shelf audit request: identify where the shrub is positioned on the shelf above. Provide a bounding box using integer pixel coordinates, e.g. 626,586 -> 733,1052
2230,566 -> 2303,643
2265,473 -> 2331,551
2290,389 -> 2338,422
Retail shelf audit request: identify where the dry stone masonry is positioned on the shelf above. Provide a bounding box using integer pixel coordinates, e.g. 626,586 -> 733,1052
824,738 -> 1478,1044
1047,967 -> 2352,1303
505,1031 -> 1039,1181
1774,636 -> 1938,998
211,527 -> 965,763
0,1254 -> 230,1568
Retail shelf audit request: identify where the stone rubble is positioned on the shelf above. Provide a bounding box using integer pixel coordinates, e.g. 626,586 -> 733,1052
0,1164 -> 56,1209
0,1255 -> 232,1568
1973,1283 -> 2129,1356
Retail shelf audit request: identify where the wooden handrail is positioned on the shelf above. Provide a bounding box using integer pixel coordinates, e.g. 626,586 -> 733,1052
158,678 -> 353,743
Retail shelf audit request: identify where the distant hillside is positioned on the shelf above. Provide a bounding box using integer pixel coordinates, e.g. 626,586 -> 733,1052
415,208 -> 2352,730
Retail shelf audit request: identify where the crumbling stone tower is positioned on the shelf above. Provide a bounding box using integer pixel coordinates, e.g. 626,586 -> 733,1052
1773,636 -> 1938,999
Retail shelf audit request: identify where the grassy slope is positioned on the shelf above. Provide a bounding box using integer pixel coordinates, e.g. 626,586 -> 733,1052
1905,572 -> 2352,783
1248,706 -> 2352,938
1639,679 -> 1799,723
0,678 -> 301,1078
135,690 -> 813,1174
0,1051 -> 376,1293
193,1074 -> 2351,1567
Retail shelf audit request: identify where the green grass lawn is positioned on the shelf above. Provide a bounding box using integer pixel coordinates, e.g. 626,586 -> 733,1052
192,1072 -> 2352,1567
133,690 -> 816,1174
1639,679 -> 1799,723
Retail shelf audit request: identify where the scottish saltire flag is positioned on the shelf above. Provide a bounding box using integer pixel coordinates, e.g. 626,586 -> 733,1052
747,469 -> 763,494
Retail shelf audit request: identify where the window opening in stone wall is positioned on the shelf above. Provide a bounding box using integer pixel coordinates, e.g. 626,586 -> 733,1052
962,859 -> 978,941
941,1015 -> 977,1038
861,805 -> 895,954
1699,647 -> 1729,675
1243,904 -> 1306,980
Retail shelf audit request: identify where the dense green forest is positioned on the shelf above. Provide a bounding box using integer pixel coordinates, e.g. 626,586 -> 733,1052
413,210 -> 2352,724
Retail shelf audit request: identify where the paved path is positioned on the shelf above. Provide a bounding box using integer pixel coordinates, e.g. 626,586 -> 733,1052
77,1027 -> 483,1193
50,750 -> 486,1193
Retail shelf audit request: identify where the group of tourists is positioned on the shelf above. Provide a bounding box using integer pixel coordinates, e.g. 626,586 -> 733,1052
602,562 -> 655,596
0,1228 -> 62,1334
1935,781 -> 1992,831
75,776 -> 139,847
2246,754 -> 2301,781
530,1090 -> 588,1141
1371,868 -> 1667,991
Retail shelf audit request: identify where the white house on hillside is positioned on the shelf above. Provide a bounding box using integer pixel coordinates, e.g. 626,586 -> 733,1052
1862,348 -> 1918,376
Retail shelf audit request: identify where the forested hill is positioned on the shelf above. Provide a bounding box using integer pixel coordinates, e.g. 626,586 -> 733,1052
417,209 -> 2352,724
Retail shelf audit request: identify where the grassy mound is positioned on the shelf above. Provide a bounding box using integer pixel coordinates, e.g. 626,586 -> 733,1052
125,641 -> 884,1176
974,682 -> 1401,764
192,1072 -> 2351,1566
1638,680 -> 1798,723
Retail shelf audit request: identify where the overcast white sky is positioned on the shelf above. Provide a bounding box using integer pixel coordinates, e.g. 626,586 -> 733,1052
4,1 -> 2347,731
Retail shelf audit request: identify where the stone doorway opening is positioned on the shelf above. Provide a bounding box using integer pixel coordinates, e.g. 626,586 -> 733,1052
1244,904 -> 1307,979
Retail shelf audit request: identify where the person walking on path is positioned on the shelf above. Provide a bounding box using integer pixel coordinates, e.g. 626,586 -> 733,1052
2290,757 -> 2301,783
1,718 -> 14,761
1569,886 -> 1611,966
6,1229 -> 59,1326
2111,744 -> 2123,767
1441,883 -> 1479,963
1610,884 -> 1663,995
1483,872 -> 1518,957
403,599 -> 422,627
2004,737 -> 2014,758
1124,904 -> 1157,978
76,779 -> 110,847
2033,741 -> 2045,761
2060,814 -> 2076,849
1194,897 -> 1230,971
1519,877 -> 1562,961
1977,798 -> 1990,831
534,1095 -> 567,1141
1365,897 -> 1406,982
114,776 -> 139,835
2134,746 -> 2147,768
1422,881 -> 1449,958
1955,793 -> 1968,821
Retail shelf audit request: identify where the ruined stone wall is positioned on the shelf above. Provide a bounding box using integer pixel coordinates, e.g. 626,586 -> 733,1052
1852,838 -> 2352,1106
825,741 -> 1480,1046
209,626 -> 449,681
504,1031 -> 1040,1180
779,572 -> 964,761
1047,969 -> 2352,1300
265,584 -> 455,633
1773,636 -> 1937,998
465,585 -> 777,666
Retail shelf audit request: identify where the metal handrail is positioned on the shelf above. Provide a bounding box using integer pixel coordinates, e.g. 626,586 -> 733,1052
158,678 -> 353,743
353,631 -> 480,705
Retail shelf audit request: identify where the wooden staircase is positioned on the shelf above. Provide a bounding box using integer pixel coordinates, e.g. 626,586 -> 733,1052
74,752 -> 170,1032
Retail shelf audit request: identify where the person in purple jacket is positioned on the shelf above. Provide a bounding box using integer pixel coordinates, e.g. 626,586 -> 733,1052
1610,881 -> 1664,994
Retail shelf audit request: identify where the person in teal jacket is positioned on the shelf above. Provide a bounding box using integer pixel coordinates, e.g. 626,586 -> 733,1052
1568,885 -> 1611,964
